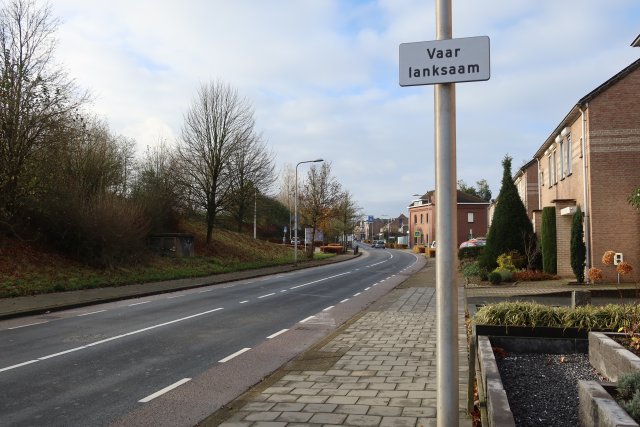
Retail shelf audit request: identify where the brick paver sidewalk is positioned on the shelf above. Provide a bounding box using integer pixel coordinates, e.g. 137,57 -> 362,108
219,283 -> 472,426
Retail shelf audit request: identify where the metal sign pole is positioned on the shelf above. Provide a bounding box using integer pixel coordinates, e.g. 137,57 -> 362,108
435,0 -> 458,425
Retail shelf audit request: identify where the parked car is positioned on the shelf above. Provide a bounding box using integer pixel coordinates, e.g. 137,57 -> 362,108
372,240 -> 385,248
459,238 -> 486,249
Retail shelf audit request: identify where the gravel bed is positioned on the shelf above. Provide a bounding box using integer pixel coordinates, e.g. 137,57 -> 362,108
495,352 -> 604,427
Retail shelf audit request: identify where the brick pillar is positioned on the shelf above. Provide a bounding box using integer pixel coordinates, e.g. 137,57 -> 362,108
555,201 -> 576,278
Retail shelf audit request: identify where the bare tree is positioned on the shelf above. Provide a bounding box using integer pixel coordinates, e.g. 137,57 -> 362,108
332,190 -> 361,249
299,162 -> 341,257
131,139 -> 181,232
0,0 -> 85,226
276,164 -> 295,240
227,131 -> 275,233
176,80 -> 255,244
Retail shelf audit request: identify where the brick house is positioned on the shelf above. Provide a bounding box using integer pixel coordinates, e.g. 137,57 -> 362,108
514,159 -> 540,221
518,58 -> 640,281
408,190 -> 489,248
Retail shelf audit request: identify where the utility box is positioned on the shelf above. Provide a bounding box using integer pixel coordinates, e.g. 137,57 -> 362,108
614,253 -> 624,265
148,233 -> 195,257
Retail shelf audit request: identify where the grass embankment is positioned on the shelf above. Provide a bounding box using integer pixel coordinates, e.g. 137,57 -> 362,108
0,220 -> 332,298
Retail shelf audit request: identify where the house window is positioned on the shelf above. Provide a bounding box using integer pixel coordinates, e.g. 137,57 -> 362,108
414,215 -> 417,224
559,140 -> 565,179
566,134 -> 572,175
548,155 -> 553,187
552,151 -> 558,184
426,213 -> 429,223
420,214 -> 423,223
467,212 -> 474,223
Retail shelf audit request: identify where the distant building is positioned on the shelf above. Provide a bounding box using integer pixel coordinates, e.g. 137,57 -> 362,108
408,190 -> 489,248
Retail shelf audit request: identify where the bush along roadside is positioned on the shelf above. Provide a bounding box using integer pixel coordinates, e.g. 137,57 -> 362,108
474,301 -> 640,331
617,371 -> 640,423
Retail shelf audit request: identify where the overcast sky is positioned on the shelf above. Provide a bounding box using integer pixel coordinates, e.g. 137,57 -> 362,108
51,0 -> 640,220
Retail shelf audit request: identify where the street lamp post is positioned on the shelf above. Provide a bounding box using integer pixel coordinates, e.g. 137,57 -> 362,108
253,188 -> 257,239
294,158 -> 324,265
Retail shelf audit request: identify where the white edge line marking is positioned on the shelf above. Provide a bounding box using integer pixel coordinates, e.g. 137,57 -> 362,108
167,294 -> 186,299
39,346 -> 86,360
198,289 -> 213,293
364,287 -> 371,291
219,347 -> 251,363
0,360 -> 38,372
322,306 -> 334,312
258,293 -> 275,299
139,378 -> 191,403
128,301 -> 151,306
280,290 -> 287,293
299,316 -> 315,323
289,271 -> 350,290
267,329 -> 288,339
8,321 -> 48,330
1,307 -> 225,372
353,292 -> 361,297
77,310 -> 106,317
239,300 -> 249,304
340,299 -> 349,303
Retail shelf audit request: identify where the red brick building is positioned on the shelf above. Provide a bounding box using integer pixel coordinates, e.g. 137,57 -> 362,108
408,190 -> 489,248
519,58 -> 640,281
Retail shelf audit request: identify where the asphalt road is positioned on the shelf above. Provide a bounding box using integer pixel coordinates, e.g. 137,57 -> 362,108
0,248 -> 420,427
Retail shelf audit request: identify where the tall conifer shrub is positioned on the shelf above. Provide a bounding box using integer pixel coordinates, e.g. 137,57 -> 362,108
480,156 -> 534,270
570,205 -> 586,283
541,207 -> 557,274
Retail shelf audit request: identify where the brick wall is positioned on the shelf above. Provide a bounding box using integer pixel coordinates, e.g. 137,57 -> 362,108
408,201 -> 487,247
587,66 -> 640,282
456,204 -> 489,245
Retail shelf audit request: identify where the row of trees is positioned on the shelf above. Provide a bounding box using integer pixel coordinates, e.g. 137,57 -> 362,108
457,179 -> 492,201
276,163 -> 361,256
0,0 -> 359,266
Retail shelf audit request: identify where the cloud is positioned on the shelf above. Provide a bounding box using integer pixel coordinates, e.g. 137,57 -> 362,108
50,0 -> 640,218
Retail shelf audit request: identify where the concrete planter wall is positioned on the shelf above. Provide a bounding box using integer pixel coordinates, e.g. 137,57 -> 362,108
578,380 -> 639,427
477,336 -> 516,427
475,332 -> 588,427
589,332 -> 640,382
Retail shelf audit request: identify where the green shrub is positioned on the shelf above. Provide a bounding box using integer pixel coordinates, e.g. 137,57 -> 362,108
507,250 -> 527,270
488,271 -> 502,285
617,371 -> 640,423
541,207 -> 557,274
497,253 -> 517,272
458,246 -> 485,261
570,205 -> 586,283
493,268 -> 513,282
461,261 -> 487,284
474,302 -> 640,331
479,156 -> 534,271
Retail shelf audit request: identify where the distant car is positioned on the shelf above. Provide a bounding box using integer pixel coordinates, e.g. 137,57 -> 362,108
291,237 -> 301,245
372,240 -> 385,248
459,238 -> 487,249
430,241 -> 436,248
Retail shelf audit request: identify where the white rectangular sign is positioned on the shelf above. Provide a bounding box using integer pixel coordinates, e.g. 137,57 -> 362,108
399,36 -> 490,86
